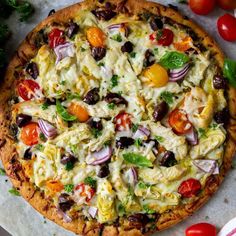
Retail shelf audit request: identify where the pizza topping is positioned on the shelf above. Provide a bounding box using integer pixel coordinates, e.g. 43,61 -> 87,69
98,164 -> 110,178
67,103 -> 89,122
74,183 -> 95,203
153,101 -> 169,122
160,151 -> 177,167
116,137 -> 135,149
91,46 -> 106,61
104,92 -> 128,106
66,22 -> 79,38
91,8 -> 116,21
83,88 -> 100,105
25,62 -> 39,79
17,79 -> 40,101
87,146 -> 112,165
87,27 -> 106,47
88,206 -> 98,218
214,108 -> 229,125
114,112 -> 132,131
38,119 -> 57,139
20,122 -> 39,146
178,178 -> 201,198
54,42 -> 75,64
23,147 -> 33,160
213,75 -> 226,89
48,28 -> 65,48
169,63 -> 190,81
223,58 -> 236,88
46,180 -> 64,193
61,153 -> 77,167
121,41 -> 134,53
149,28 -> 174,46
56,100 -> 77,121
16,114 -> 32,127
174,36 -> 193,52
58,193 -> 75,212
149,17 -> 163,31
193,160 -> 219,174
143,49 -> 155,67
87,118 -> 103,131
185,128 -> 199,146
123,153 -> 153,167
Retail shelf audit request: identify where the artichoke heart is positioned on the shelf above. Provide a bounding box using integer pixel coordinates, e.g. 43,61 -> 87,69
161,165 -> 187,182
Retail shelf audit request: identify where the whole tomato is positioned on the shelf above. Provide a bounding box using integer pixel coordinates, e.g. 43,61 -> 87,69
189,0 -> 216,15
186,223 -> 217,236
217,0 -> 236,10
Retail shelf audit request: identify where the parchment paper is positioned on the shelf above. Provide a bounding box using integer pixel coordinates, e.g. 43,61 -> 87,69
0,1 -> 236,235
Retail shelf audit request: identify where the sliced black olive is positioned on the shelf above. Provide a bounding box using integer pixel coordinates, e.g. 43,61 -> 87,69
121,41 -> 133,53
91,47 -> 106,61
149,17 -> 163,31
34,29 -> 48,48
143,49 -> 155,68
83,88 -> 100,105
91,9 -> 116,21
60,153 -> 77,165
127,213 -> 149,229
23,148 -> 32,160
104,92 -> 128,106
213,75 -> 226,89
87,118 -> 103,130
58,193 -> 75,212
26,62 -> 39,79
67,22 -> 79,38
214,108 -> 229,126
116,137 -> 134,149
153,101 -> 169,122
48,9 -> 55,16
160,151 -> 177,167
16,114 -> 32,127
98,164 -> 110,178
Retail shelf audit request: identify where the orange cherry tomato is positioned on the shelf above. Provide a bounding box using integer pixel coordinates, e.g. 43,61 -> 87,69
186,223 -> 217,236
174,37 -> 193,52
169,109 -> 192,135
20,122 -> 39,146
143,64 -> 169,88
46,180 -> 64,193
67,103 -> 89,122
86,27 -> 106,47
114,112 -> 132,131
75,183 -> 95,202
178,178 -> 201,198
17,80 -> 40,101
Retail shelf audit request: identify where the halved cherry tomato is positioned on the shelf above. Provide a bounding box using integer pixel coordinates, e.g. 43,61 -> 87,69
169,109 -> 192,135
67,103 -> 90,122
174,36 -> 193,52
75,183 -> 95,202
114,112 -> 132,131
86,27 -> 106,47
217,14 -> 236,42
17,80 -> 40,101
48,28 -> 65,48
46,180 -> 64,193
189,0 -> 216,15
217,0 -> 236,10
143,64 -> 169,88
20,122 -> 39,146
149,29 -> 174,46
186,223 -> 217,236
178,178 -> 201,198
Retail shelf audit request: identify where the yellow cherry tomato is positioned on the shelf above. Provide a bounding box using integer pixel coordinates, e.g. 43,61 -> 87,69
86,27 -> 106,47
143,64 -> 169,87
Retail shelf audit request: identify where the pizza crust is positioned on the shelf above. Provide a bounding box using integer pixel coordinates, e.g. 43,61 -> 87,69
0,0 -> 236,235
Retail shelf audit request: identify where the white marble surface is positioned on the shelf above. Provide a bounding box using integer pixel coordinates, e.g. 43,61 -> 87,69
0,1 -> 236,236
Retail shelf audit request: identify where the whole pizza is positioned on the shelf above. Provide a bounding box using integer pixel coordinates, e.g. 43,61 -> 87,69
0,0 -> 236,235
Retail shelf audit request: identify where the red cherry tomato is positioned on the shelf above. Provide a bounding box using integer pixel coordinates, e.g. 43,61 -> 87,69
217,14 -> 236,42
189,0 -> 216,15
75,183 -> 95,202
48,28 -> 65,48
178,178 -> 201,198
186,223 -> 217,236
114,112 -> 132,131
217,0 -> 236,10
17,80 -> 40,101
20,122 -> 39,146
169,109 -> 192,135
149,28 -> 174,46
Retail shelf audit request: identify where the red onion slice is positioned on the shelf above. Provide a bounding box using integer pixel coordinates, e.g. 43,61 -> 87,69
87,146 -> 112,165
185,128 -> 198,146
133,126 -> 150,140
54,42 -> 75,64
125,167 -> 138,186
38,119 -> 57,139
169,63 -> 190,82
88,206 -> 98,218
57,207 -> 72,223
193,160 -> 218,174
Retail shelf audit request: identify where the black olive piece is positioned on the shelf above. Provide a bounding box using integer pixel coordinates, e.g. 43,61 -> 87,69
48,9 -> 56,16
16,114 -> 32,128
26,62 -> 39,80
34,29 -> 48,48
67,22 -> 80,38
149,17 -> 163,31
153,101 -> 169,122
127,213 -> 150,229
60,153 -> 77,165
105,2 -> 116,10
160,151 -> 177,167
121,41 -> 134,53
87,118 -> 103,130
45,98 -> 56,105
91,9 -> 116,21
214,108 -> 229,126
91,47 -> 106,61
58,193 -> 75,212
213,75 -> 226,89
23,148 -> 32,160
116,137 -> 134,149
143,49 -> 155,68
104,92 -> 128,106
83,88 -> 100,105
98,164 -> 110,178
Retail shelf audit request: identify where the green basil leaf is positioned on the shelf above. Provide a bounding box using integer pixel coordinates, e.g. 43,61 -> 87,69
0,168 -> 6,176
123,153 -> 153,167
64,184 -> 74,193
160,91 -> 174,105
9,188 -> 20,196
160,51 -> 189,69
84,176 -> 97,189
223,58 -> 236,88
56,100 -> 77,121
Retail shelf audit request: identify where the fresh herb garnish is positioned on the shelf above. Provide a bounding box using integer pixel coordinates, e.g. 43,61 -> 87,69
56,100 -> 77,121
155,135 -> 164,142
41,102 -> 49,110
160,91 -> 174,105
98,62 -> 104,67
130,52 -> 136,58
104,140 -> 112,146
198,128 -> 207,138
91,128 -> 102,138
135,138 -> 142,147
35,144 -> 44,151
131,123 -> 138,133
143,204 -> 155,214
66,93 -> 81,101
123,153 -> 153,167
111,33 -> 122,42
80,47 -> 86,52
138,181 -> 150,189
84,176 -> 97,189
107,103 -> 115,110
111,74 -> 118,88
9,188 -> 20,196
223,58 -> 236,88
64,184 -> 74,193
209,123 -> 218,130
65,162 -> 74,171
117,203 -> 125,216
0,168 -> 6,176
39,133 -> 47,142
153,48 -> 159,55
60,80 -> 66,86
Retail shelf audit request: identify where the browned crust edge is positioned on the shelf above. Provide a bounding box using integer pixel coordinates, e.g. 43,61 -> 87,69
0,0 -> 236,235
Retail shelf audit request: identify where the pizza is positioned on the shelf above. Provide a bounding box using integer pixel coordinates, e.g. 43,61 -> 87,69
0,0 -> 236,235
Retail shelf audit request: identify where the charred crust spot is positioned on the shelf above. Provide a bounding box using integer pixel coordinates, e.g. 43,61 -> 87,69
0,138 -> 6,148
